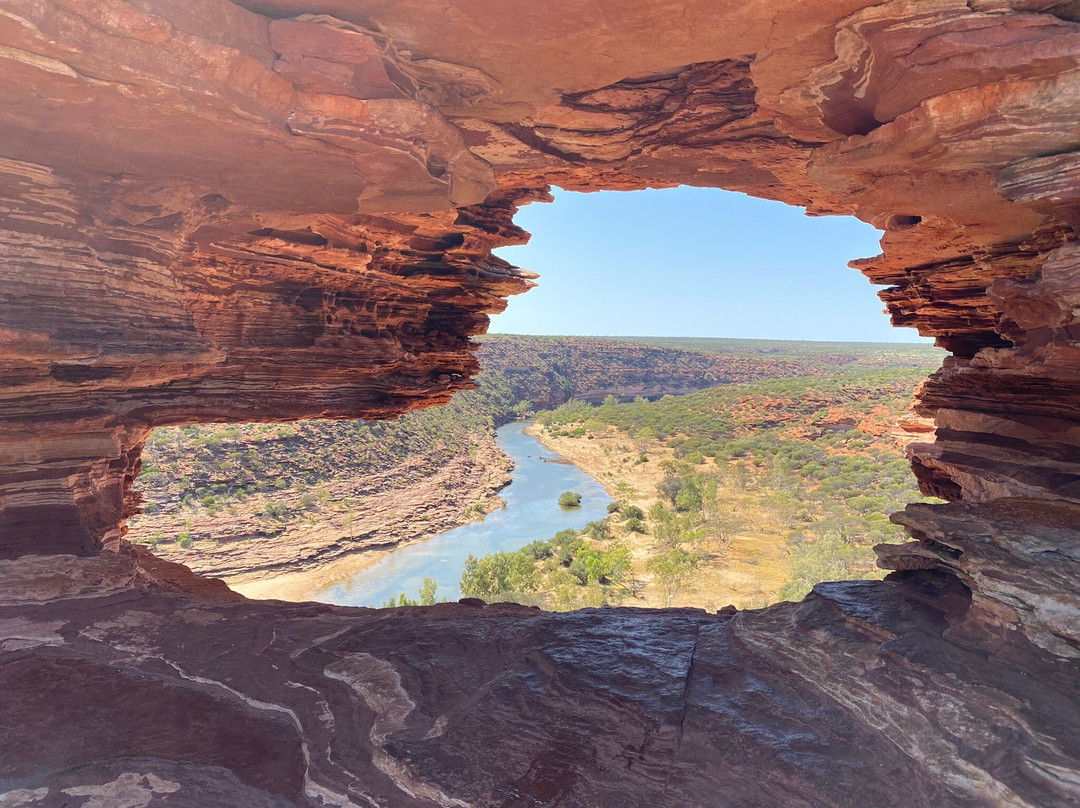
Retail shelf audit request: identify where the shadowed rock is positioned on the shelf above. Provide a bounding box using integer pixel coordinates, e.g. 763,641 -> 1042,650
1,551 -> 1077,807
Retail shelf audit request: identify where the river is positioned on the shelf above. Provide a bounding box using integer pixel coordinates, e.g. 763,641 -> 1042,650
314,421 -> 612,607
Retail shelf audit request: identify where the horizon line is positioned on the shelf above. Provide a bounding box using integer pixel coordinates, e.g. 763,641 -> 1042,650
483,332 -> 940,347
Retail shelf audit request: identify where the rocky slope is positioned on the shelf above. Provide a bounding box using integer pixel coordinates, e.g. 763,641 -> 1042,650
136,434 -> 510,583
477,336 -> 814,409
127,391 -> 512,583
1,1 -> 1079,805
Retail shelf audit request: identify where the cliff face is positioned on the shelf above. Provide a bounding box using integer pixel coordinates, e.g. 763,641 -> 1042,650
1,1 -> 1079,805
476,337 -> 821,410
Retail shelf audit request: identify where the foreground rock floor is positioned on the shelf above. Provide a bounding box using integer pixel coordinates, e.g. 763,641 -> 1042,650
2,539 -> 1077,808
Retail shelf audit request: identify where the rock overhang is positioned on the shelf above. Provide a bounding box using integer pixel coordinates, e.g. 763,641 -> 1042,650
1,1 -> 1079,804
3,0 -> 1078,552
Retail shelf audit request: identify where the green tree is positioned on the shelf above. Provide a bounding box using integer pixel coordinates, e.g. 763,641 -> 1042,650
647,549 -> 698,606
558,491 -> 582,508
383,576 -> 446,607
461,552 -> 540,599
648,503 -> 701,548
576,544 -> 631,585
634,427 -> 657,450
674,487 -> 702,514
707,508 -> 747,549
657,475 -> 683,506
701,481 -> 747,548
418,576 -> 444,605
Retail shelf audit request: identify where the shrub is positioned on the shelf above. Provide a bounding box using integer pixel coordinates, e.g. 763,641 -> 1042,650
461,552 -> 540,598
577,544 -> 631,585
647,548 -> 699,606
558,491 -> 582,508
523,539 -> 553,560
552,531 -> 585,565
674,488 -> 702,513
586,520 -> 611,540
568,558 -> 589,585
263,502 -> 289,518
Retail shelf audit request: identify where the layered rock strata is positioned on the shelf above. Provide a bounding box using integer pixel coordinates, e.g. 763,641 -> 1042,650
1,550 -> 1077,808
1,0 -> 1079,805
138,437 -> 511,585
1,0 -> 1077,555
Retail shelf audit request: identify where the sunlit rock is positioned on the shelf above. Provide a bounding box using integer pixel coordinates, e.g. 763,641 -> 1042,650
1,0 -> 1078,804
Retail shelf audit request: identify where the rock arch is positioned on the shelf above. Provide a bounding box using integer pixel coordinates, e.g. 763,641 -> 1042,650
0,1 -> 1078,805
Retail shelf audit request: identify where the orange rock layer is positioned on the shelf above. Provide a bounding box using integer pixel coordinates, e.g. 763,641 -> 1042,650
1,1 -> 1079,805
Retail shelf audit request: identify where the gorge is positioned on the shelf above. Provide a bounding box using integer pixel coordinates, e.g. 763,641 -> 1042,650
2,1 -> 1079,806
315,421 -> 611,607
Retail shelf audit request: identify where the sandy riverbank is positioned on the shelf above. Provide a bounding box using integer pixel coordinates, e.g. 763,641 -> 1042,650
233,421 -> 795,608
228,543 -> 393,601
524,423 -> 791,610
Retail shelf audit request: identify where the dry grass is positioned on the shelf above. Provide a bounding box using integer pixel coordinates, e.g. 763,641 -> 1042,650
527,424 -> 794,610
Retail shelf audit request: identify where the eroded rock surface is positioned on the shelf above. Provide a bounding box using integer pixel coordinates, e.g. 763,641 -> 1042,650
0,0 -> 1077,556
1,550 -> 1078,808
1,0 -> 1079,805
134,431 -> 511,585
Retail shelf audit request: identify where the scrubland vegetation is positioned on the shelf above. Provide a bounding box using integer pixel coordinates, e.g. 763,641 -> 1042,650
457,367 -> 941,609
129,335 -> 834,555
130,335 -> 943,609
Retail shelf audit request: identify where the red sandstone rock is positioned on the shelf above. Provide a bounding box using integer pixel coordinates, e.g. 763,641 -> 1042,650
1,0 -> 1077,556
1,548 -> 1078,808
1,1 -> 1079,804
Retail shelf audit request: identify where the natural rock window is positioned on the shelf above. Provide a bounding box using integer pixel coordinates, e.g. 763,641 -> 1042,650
2,2 -> 1078,805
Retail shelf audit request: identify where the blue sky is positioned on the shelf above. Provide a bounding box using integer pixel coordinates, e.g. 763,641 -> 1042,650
490,186 -> 927,343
